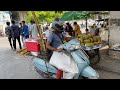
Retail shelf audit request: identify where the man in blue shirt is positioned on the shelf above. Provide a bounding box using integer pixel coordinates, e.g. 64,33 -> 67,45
22,21 -> 29,39
46,18 -> 71,79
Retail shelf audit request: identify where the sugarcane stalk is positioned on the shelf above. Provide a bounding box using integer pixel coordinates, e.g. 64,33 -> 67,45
31,11 -> 46,52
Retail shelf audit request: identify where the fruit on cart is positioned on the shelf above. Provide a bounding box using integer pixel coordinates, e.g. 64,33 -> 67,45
96,36 -> 101,41
81,43 -> 84,46
93,42 -> 99,45
85,43 -> 94,47
84,40 -> 91,43
83,35 -> 89,40
79,38 -> 84,43
87,34 -> 93,38
93,36 -> 98,42
89,38 -> 93,42
77,35 -> 82,38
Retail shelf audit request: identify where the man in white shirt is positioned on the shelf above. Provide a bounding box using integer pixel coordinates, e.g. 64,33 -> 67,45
29,20 -> 38,38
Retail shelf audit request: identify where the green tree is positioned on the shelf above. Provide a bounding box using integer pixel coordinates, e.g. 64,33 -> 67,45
26,11 -> 64,24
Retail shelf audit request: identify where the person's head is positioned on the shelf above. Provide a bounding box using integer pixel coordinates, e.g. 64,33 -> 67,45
22,21 -> 25,25
6,22 -> 10,26
66,22 -> 69,25
19,22 -> 22,26
30,20 -> 34,24
11,20 -> 15,24
95,28 -> 99,35
85,29 -> 89,32
52,18 -> 64,33
45,26 -> 48,30
74,22 -> 77,25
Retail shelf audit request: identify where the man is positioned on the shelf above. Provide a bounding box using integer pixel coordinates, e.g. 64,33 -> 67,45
65,22 -> 73,36
29,20 -> 38,38
46,18 -> 71,79
5,22 -> 13,49
11,20 -> 22,51
73,22 -> 82,38
22,21 -> 29,39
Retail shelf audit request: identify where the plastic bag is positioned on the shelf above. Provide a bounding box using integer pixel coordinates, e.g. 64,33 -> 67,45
49,51 -> 78,74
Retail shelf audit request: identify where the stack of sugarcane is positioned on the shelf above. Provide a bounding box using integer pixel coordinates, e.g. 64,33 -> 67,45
16,48 -> 31,57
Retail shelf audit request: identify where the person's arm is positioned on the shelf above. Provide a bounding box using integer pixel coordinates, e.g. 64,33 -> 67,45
46,42 -> 63,52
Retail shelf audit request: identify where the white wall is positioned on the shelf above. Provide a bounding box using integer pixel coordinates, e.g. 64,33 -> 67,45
109,11 -> 120,45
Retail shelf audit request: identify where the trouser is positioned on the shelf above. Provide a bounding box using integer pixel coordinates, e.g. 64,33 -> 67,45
25,35 -> 29,39
8,37 -> 13,49
56,70 -> 63,79
13,37 -> 22,50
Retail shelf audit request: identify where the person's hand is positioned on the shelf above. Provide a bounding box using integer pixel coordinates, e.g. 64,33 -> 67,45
56,48 -> 63,52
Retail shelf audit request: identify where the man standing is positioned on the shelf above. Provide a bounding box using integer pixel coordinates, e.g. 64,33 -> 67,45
29,20 -> 38,38
11,20 -> 22,51
22,21 -> 29,39
5,22 -> 13,50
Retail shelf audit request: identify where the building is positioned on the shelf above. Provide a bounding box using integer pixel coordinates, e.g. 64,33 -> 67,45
109,11 -> 120,45
0,11 -> 11,35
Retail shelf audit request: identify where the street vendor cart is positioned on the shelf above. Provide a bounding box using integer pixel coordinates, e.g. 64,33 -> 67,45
82,43 -> 106,65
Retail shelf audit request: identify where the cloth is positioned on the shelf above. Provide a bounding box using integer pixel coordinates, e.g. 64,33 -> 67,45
13,37 -> 22,50
23,24 -> 29,37
11,24 -> 20,37
74,24 -> 82,35
8,37 -> 13,48
5,26 -> 12,37
47,32 -> 65,48
29,24 -> 38,37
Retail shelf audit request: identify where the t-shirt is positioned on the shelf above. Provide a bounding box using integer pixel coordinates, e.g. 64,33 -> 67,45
5,26 -> 12,37
11,24 -> 20,37
47,32 -> 65,48
29,24 -> 38,37
74,24 -> 82,35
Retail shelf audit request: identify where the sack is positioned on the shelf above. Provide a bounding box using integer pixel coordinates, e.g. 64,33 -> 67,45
49,51 -> 78,74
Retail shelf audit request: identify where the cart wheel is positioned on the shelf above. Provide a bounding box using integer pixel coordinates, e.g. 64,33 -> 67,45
90,49 -> 101,65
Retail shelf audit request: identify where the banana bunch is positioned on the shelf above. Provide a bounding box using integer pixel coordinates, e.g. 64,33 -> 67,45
16,48 -> 31,57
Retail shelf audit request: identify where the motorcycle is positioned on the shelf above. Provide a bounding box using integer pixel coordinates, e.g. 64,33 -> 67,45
33,39 -> 99,79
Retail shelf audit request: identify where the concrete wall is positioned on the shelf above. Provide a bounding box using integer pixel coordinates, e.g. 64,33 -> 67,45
109,11 -> 120,45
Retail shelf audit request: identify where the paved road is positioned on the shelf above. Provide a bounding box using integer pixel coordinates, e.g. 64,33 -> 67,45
1,37 -> 120,79
0,37 -> 43,79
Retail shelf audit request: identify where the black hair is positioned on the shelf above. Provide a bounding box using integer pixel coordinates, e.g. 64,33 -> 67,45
85,29 -> 89,31
6,22 -> 10,26
30,20 -> 34,23
74,22 -> 77,25
66,22 -> 69,25
22,21 -> 25,23
96,28 -> 99,33
11,20 -> 15,24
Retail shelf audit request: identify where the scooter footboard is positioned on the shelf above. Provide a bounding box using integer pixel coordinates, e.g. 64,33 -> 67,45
81,66 -> 99,79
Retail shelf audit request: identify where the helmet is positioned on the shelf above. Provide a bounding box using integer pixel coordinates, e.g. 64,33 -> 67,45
52,18 -> 65,33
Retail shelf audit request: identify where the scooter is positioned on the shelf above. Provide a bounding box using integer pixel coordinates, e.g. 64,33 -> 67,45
33,39 -> 99,79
